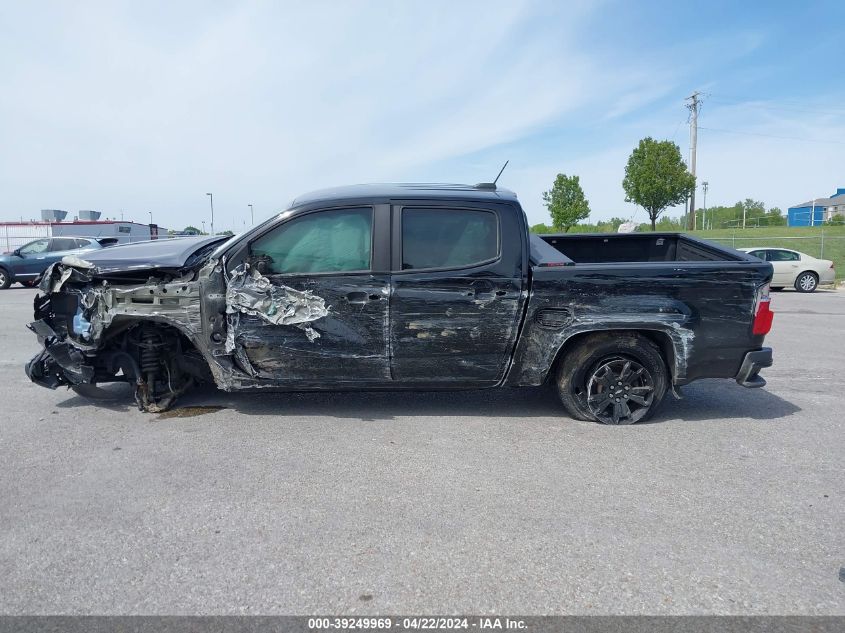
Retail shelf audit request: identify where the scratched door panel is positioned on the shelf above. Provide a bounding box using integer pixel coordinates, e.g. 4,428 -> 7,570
389,275 -> 523,383
236,275 -> 391,383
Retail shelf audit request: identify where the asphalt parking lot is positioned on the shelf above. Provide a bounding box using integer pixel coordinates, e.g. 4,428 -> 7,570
0,286 -> 842,615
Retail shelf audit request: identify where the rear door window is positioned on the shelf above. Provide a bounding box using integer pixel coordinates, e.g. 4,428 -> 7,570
747,250 -> 767,260
401,208 -> 499,270
768,250 -> 799,261
49,238 -> 78,252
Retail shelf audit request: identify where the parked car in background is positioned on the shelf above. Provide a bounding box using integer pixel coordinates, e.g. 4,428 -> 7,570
739,247 -> 835,293
0,237 -> 118,289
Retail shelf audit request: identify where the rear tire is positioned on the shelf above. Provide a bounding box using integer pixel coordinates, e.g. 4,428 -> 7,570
556,332 -> 668,425
794,271 -> 818,293
0,267 -> 11,290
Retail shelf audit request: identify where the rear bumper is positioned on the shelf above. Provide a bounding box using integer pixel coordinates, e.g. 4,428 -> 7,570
735,348 -> 772,388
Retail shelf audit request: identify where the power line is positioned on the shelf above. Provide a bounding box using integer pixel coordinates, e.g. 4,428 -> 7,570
707,95 -> 845,117
698,126 -> 845,145
670,118 -> 685,143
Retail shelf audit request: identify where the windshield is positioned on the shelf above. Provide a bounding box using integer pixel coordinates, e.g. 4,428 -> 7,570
210,210 -> 290,261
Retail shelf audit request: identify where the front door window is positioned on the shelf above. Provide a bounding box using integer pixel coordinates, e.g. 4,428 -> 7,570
250,207 -> 372,274
19,239 -> 49,256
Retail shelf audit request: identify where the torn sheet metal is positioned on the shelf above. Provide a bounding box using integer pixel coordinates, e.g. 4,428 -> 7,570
39,261 -> 93,294
61,255 -> 95,269
225,264 -> 329,350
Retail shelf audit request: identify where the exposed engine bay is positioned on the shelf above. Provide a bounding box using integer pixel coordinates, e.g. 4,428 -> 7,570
27,258 -> 217,412
25,236 -> 333,412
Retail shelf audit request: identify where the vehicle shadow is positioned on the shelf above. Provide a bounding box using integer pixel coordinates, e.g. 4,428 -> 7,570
55,378 -> 800,424
643,379 -> 801,423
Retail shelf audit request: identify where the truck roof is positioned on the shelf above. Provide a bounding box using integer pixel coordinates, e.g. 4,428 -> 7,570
291,183 -> 519,207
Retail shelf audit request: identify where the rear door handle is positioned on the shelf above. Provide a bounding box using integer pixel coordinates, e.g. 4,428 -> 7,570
346,291 -> 382,305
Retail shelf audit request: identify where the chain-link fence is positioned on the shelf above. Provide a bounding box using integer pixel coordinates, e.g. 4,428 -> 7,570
1,226 -> 51,252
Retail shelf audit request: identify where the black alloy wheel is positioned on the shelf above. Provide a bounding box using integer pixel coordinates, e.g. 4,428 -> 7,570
585,356 -> 656,425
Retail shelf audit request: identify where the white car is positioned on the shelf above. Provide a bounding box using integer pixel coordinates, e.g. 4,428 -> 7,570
739,247 -> 835,293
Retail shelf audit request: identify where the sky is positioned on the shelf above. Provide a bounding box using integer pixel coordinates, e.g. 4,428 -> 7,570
1,0 -> 843,231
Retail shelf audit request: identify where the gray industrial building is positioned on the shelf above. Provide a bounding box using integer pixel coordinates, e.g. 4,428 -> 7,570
1,209 -> 167,252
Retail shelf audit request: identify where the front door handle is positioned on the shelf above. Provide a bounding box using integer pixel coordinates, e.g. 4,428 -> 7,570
467,280 -> 499,299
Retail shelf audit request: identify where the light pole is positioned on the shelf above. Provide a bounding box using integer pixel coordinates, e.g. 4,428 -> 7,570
702,181 -> 709,230
206,192 -> 214,235
148,211 -> 153,225
248,204 -> 254,226
201,220 -> 206,234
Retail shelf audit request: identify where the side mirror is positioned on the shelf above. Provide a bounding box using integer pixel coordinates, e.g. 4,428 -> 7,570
12,248 -> 21,257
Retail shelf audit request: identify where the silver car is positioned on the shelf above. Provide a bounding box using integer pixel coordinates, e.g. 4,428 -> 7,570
739,247 -> 836,292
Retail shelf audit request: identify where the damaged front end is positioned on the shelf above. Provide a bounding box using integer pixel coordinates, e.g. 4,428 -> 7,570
26,257 -> 215,413
25,249 -> 334,412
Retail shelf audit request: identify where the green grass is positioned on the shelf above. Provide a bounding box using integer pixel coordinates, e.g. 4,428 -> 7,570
688,225 -> 845,281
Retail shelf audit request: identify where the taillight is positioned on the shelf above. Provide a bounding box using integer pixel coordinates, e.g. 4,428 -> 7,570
752,283 -> 774,336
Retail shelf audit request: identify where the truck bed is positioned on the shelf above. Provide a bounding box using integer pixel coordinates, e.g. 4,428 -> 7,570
510,232 -> 773,390
537,232 -> 740,264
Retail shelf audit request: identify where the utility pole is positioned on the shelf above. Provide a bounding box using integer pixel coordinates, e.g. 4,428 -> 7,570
686,91 -> 702,230
248,204 -> 254,226
702,181 -> 709,230
206,192 -> 214,235
810,198 -> 816,227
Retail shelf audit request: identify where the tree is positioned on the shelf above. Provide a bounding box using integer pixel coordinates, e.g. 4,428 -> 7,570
763,207 -> 786,227
622,137 -> 696,230
542,173 -> 591,232
182,226 -> 202,235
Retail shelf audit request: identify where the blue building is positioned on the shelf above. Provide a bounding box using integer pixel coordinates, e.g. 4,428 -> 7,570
788,188 -> 845,226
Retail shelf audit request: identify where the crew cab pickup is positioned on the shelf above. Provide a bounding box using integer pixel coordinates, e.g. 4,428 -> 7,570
25,183 -> 774,424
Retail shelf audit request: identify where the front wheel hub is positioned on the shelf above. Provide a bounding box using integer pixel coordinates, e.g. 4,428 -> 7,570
798,274 -> 816,291
586,357 -> 655,424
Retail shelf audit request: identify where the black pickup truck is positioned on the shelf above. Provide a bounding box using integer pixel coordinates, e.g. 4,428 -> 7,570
26,183 -> 774,424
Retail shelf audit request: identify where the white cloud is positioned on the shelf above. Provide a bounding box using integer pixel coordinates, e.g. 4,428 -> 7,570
0,1 -> 841,233
0,0 -> 671,229
507,99 -> 845,227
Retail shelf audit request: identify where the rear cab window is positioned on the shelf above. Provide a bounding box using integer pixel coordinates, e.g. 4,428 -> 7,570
400,207 -> 499,271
